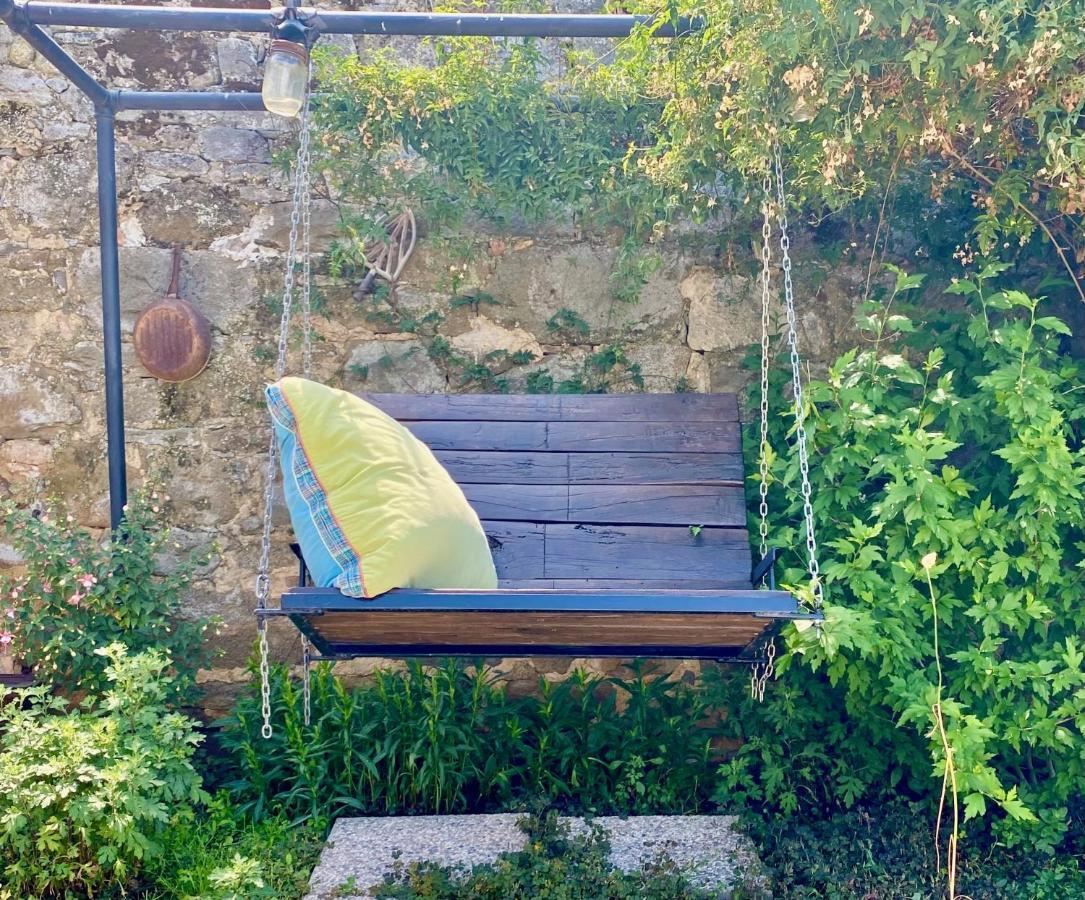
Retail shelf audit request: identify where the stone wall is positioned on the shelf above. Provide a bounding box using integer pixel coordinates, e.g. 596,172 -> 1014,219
0,2 -> 863,715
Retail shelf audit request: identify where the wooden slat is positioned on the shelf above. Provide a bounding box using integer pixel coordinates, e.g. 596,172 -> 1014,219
568,484 -> 745,526
406,420 -> 739,453
438,451 -> 744,485
436,450 -> 569,484
543,525 -> 751,583
498,579 -> 748,589
466,484 -> 744,526
365,393 -> 739,423
547,421 -> 740,453
309,611 -> 767,648
568,452 -> 743,485
466,484 -> 567,521
407,421 -> 548,451
483,522 -> 544,580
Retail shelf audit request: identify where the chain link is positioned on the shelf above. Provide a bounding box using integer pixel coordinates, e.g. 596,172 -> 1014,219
750,638 -> 777,702
757,173 -> 774,562
256,84 -> 314,740
302,635 -> 312,727
772,143 -> 823,610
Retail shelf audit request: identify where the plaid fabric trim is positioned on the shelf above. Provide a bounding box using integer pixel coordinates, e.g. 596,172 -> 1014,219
267,384 -> 366,596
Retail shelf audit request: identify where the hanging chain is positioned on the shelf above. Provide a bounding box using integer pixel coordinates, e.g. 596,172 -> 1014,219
300,59 -> 314,380
255,87 -> 315,740
772,142 -> 823,610
757,173 -> 774,562
301,635 -> 312,727
750,638 -> 777,702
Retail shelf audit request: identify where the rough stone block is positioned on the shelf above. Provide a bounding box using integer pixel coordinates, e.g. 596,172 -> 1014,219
685,267 -> 765,353
305,814 -> 760,899
216,37 -> 259,85
0,66 -> 53,107
199,126 -> 270,163
0,364 -> 81,439
344,339 -> 447,394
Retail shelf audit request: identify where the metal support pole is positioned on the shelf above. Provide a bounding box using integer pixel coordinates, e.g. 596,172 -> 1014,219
94,105 -> 127,531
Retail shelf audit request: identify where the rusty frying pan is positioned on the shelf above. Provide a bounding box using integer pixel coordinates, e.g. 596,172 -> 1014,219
133,245 -> 212,382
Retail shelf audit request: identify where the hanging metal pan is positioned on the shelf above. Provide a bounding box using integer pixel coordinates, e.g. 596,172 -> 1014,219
133,245 -> 212,382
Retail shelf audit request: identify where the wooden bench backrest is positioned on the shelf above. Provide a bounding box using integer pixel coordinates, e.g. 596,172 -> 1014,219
364,394 -> 751,589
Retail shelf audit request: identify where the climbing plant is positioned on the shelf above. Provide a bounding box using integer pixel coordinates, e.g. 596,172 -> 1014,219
759,265 -> 1085,852
310,0 -> 1085,304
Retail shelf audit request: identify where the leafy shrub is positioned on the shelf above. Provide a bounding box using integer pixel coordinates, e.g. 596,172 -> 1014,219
760,266 -> 1085,848
221,659 -> 716,822
0,490 -> 219,700
140,791 -> 325,900
372,811 -> 713,899
0,644 -> 206,898
753,797 -> 1085,900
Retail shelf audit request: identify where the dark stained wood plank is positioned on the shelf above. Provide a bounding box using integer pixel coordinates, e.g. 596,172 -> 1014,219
569,452 -> 744,485
568,484 -> 746,527
364,393 -> 739,423
482,521 -> 544,580
436,450 -> 569,484
543,524 -> 752,583
309,610 -> 767,648
546,421 -> 740,453
406,421 -> 548,451
465,484 -> 567,522
437,451 -> 745,486
498,579 -> 748,590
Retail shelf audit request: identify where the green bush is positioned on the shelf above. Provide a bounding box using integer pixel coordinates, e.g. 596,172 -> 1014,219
753,797 -> 1085,899
372,811 -> 713,899
139,791 -> 325,900
0,490 -> 219,701
759,266 -> 1085,848
0,644 -> 206,898
221,659 -> 717,822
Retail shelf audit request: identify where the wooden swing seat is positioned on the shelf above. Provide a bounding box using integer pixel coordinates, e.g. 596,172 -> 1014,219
282,393 -> 811,661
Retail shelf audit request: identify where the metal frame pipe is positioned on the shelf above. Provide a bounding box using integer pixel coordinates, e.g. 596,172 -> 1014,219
113,91 -> 267,112
21,2 -> 691,37
94,108 -> 127,531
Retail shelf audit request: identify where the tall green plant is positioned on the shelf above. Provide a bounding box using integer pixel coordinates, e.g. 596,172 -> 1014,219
760,265 -> 1085,849
221,660 -> 716,823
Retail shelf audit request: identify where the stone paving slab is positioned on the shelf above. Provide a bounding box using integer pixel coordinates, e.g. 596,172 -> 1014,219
304,813 -> 759,898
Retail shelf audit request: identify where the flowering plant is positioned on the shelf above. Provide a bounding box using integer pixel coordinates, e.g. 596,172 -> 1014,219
0,489 -> 220,702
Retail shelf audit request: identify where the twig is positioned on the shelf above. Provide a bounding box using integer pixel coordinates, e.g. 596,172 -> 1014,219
940,137 -> 1085,304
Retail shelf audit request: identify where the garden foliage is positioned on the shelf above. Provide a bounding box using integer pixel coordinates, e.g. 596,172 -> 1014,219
222,659 -> 718,823
759,267 -> 1085,849
0,644 -> 206,898
0,491 -> 218,701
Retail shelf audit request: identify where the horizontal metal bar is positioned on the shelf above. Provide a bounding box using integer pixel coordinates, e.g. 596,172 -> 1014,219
256,608 -> 324,617
113,90 -> 267,112
22,3 -> 693,37
284,587 -> 802,615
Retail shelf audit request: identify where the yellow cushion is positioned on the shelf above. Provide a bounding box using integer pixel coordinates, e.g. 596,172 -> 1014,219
267,377 -> 497,598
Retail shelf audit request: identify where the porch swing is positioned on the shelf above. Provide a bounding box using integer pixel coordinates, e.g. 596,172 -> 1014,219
253,77 -> 824,737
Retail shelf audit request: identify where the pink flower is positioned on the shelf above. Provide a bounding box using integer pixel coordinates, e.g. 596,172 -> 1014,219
67,591 -> 83,607
0,632 -> 13,646
4,609 -> 14,620
40,581 -> 52,594
77,574 -> 97,589
67,558 -> 79,567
